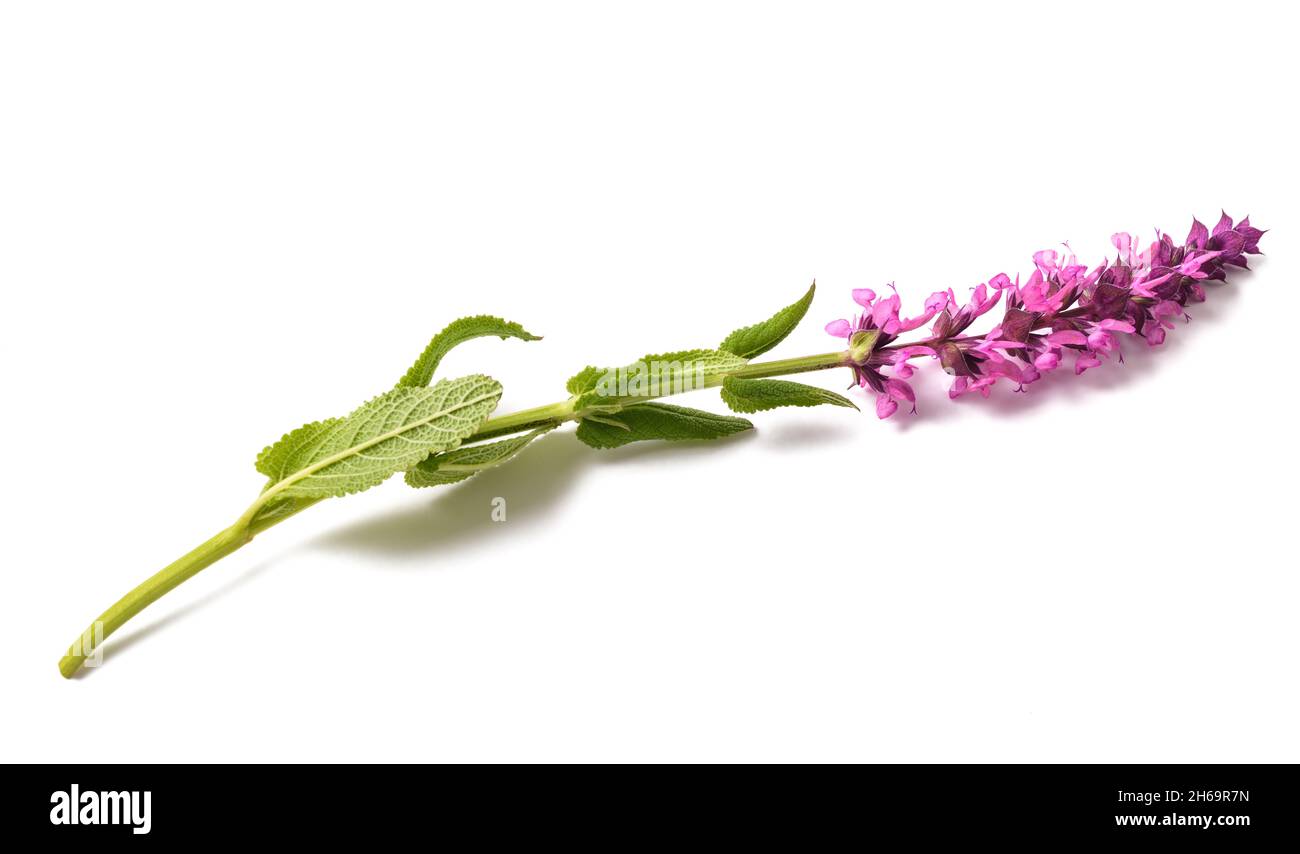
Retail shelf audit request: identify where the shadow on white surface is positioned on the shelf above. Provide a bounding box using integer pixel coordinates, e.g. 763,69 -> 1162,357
312,428 -> 768,559
311,431 -> 590,559
75,424 -> 823,675
759,419 -> 859,450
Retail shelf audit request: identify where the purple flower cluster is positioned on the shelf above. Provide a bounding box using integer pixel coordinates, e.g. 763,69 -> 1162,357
826,213 -> 1266,418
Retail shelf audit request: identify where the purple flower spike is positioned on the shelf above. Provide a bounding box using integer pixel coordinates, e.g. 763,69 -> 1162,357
829,214 -> 1265,417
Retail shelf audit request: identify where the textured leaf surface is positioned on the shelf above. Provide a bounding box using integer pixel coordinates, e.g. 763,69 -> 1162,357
397,315 -> 539,389
258,374 -> 502,500
571,349 -> 748,410
255,418 -> 341,483
720,376 -> 858,413
719,283 -> 815,359
641,348 -> 749,372
405,425 -> 554,488
575,403 -> 753,449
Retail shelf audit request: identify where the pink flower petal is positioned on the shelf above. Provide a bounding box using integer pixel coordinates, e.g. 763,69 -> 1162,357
980,339 -> 1025,351
896,307 -> 939,333
1074,353 -> 1102,374
1152,300 -> 1182,319
1034,351 -> 1060,371
891,345 -> 936,362
1111,232 -> 1133,260
1047,330 -> 1088,347
871,294 -> 900,329
884,378 -> 915,403
928,289 -> 956,314
824,319 -> 852,338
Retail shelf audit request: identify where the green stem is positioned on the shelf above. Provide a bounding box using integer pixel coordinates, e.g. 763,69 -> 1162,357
462,400 -> 576,441
435,351 -> 850,440
58,524 -> 248,677
57,348 -> 852,678
729,351 -> 849,380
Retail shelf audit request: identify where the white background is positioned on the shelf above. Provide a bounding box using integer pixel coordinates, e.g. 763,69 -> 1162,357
2,1 -> 1296,763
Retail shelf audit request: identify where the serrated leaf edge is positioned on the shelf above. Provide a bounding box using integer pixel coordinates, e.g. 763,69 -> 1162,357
256,379 -> 501,505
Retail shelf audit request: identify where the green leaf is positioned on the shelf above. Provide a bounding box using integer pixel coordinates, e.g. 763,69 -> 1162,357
255,418 -> 341,482
397,315 -> 540,389
719,283 -> 815,359
405,425 -> 555,488
720,376 -> 858,414
572,349 -> 748,410
565,365 -> 604,395
575,402 -> 753,449
256,374 -> 502,501
642,348 -> 749,370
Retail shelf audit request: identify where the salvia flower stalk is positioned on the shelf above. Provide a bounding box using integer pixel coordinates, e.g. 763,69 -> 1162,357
825,212 -> 1266,417
57,213 -> 1265,677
